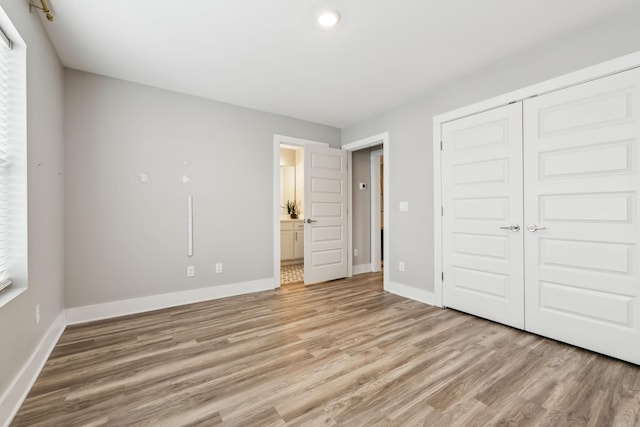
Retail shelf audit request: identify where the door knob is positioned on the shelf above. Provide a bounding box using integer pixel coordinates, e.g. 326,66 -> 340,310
527,224 -> 547,232
499,224 -> 520,232
305,218 -> 317,223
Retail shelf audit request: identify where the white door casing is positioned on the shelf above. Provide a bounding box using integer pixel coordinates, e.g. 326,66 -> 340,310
441,102 -> 525,329
523,68 -> 640,364
304,145 -> 348,285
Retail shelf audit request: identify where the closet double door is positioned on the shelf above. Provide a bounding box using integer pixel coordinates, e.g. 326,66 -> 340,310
442,67 -> 640,364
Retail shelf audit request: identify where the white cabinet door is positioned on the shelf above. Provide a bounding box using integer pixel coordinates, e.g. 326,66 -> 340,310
442,103 -> 525,329
304,145 -> 348,285
523,68 -> 640,364
294,230 -> 304,259
280,229 -> 293,261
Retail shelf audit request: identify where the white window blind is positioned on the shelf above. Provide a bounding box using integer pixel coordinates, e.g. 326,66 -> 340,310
0,27 -> 11,292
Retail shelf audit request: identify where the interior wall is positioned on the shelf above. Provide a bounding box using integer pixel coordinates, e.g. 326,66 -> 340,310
64,69 -> 340,308
351,149 -> 371,266
341,11 -> 640,293
0,1 -> 65,403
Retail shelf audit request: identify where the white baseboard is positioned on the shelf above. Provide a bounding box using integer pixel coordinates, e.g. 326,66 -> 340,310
352,263 -> 373,275
385,281 -> 438,306
66,278 -> 275,325
0,311 -> 66,427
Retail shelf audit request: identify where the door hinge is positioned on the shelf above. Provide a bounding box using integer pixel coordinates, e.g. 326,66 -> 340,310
441,272 -> 444,281
440,141 -> 443,151
441,206 -> 443,216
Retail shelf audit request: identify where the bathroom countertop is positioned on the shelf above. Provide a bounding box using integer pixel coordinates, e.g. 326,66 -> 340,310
280,217 -> 304,222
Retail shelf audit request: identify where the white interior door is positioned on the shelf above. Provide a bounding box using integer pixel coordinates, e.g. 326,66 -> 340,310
442,103 -> 525,329
304,145 -> 348,285
523,68 -> 640,364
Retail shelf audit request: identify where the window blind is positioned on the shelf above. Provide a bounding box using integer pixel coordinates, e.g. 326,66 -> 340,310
0,28 -> 11,292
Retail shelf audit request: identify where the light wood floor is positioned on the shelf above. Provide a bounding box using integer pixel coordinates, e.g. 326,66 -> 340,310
12,273 -> 640,426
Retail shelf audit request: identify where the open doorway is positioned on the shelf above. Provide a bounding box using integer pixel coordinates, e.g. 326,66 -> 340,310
273,135 -> 348,288
279,145 -> 305,286
350,146 -> 383,275
343,132 -> 389,286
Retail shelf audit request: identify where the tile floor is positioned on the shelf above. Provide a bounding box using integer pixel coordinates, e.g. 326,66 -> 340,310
281,263 -> 303,285
281,262 -> 383,286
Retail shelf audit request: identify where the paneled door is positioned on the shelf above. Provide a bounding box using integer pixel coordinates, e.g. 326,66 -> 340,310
304,145 -> 348,285
441,103 -> 525,329
523,68 -> 640,364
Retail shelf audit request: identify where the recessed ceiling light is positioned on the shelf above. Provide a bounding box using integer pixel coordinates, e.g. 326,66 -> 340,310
317,9 -> 341,28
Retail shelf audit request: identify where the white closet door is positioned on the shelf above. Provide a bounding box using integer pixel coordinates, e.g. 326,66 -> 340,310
524,68 -> 640,364
442,103 -> 524,329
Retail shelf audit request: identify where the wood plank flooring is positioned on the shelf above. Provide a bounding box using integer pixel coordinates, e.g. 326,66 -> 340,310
11,272 -> 640,426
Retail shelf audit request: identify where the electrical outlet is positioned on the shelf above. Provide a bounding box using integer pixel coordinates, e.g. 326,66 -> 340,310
354,248 -> 359,257
216,263 -> 223,274
399,201 -> 409,212
398,261 -> 405,272
187,266 -> 195,277
35,304 -> 40,325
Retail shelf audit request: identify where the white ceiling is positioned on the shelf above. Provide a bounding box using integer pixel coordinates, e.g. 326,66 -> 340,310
41,0 -> 638,128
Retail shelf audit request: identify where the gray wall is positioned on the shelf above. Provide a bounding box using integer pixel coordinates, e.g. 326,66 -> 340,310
342,12 -> 640,293
351,149 -> 371,266
0,2 -> 65,401
64,70 -> 340,308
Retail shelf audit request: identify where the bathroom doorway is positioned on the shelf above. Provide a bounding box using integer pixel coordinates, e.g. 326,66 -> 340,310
273,134 -> 350,288
279,144 -> 305,285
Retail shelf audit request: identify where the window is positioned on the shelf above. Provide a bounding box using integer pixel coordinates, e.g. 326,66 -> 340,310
0,26 -> 12,293
0,7 -> 27,307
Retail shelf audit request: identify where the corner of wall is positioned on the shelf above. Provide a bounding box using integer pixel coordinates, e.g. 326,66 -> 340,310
0,311 -> 66,427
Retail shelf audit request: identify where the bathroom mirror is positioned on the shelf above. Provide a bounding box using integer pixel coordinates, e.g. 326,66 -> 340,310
280,166 -> 296,211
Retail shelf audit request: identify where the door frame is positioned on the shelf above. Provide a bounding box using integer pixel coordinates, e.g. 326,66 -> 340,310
343,132 -> 389,288
432,51 -> 640,308
273,134 -> 329,288
370,149 -> 383,273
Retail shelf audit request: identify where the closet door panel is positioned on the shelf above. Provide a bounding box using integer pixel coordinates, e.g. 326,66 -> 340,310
442,103 -> 524,329
523,68 -> 640,364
